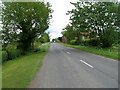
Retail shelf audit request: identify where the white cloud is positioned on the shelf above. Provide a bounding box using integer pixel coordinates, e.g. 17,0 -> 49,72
46,0 -> 78,40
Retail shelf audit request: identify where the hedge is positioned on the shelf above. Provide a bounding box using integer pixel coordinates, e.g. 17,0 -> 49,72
88,38 -> 100,46
70,40 -> 77,45
7,49 -> 22,60
33,42 -> 41,52
2,51 -> 8,62
80,39 -> 90,46
81,38 -> 100,46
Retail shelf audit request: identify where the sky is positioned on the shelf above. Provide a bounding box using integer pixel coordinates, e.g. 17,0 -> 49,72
46,0 -> 78,40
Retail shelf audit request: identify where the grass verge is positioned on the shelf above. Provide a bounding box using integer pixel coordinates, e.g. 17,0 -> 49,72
2,43 -> 50,88
63,44 -> 118,60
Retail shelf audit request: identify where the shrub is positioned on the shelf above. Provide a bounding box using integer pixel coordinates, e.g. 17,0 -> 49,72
70,40 -> 77,45
112,43 -> 120,48
2,51 -> 8,62
33,42 -> 41,52
80,38 -> 100,46
89,38 -> 100,46
6,44 -> 17,50
100,28 -> 118,48
7,49 -> 22,60
80,39 -> 90,46
39,43 -> 49,52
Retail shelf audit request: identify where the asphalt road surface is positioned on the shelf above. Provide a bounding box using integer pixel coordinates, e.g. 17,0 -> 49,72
29,43 -> 118,88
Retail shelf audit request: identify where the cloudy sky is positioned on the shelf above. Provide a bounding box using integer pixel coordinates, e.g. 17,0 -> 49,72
46,0 -> 78,40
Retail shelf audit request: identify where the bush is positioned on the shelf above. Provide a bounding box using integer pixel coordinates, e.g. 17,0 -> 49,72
2,51 -> 8,62
6,44 -> 17,50
33,42 -> 41,52
89,38 -> 100,46
70,40 -> 77,45
100,28 -> 118,48
80,39 -> 90,46
39,43 -> 49,52
112,43 -> 120,48
80,38 -> 100,46
7,49 -> 22,60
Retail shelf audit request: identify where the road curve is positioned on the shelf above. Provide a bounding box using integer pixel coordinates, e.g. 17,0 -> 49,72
29,43 -> 118,88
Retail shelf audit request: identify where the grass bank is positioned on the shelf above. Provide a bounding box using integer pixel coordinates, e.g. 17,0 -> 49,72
2,43 -> 50,88
63,44 -> 118,60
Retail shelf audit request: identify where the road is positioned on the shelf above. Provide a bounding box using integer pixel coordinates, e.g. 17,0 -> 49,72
29,43 -> 118,88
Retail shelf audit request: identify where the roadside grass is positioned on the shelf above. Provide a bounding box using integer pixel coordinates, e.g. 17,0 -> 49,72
63,44 -> 118,60
2,43 -> 50,88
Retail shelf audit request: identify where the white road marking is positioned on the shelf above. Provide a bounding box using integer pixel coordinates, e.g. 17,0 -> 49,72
66,52 -> 71,54
80,60 -> 94,68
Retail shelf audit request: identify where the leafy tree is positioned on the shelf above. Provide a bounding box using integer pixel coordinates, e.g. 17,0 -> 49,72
52,39 -> 55,42
89,2 -> 119,36
67,1 -> 119,47
89,2 -> 119,47
67,2 -> 91,44
100,27 -> 118,48
1,1 -> 52,52
58,37 -> 62,42
62,24 -> 77,43
39,33 -> 50,43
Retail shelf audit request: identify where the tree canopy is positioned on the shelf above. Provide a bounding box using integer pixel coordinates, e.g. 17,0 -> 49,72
65,2 -> 119,47
1,1 -> 53,51
62,24 -> 77,43
38,32 -> 50,43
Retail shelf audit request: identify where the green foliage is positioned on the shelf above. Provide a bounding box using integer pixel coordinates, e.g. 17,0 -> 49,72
3,48 -> 49,88
80,39 -> 90,46
70,40 -> 77,45
58,37 -> 62,42
112,44 -> 120,47
39,43 -> 50,52
33,42 -> 41,52
80,38 -> 100,46
88,38 -> 100,46
39,33 -> 50,43
67,2 -> 119,47
81,38 -> 90,41
2,51 -> 8,62
100,28 -> 118,48
6,44 -> 17,50
63,44 -> 118,60
2,44 -> 22,62
112,43 -> 120,49
32,42 -> 49,52
7,49 -> 22,60
1,1 -> 52,51
62,24 -> 78,43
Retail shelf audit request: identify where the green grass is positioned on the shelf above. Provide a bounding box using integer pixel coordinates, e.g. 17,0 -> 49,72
63,44 -> 118,60
2,43 -> 50,88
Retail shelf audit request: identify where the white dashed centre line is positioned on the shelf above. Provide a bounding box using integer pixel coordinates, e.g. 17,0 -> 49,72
66,52 -> 71,54
80,60 -> 94,68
